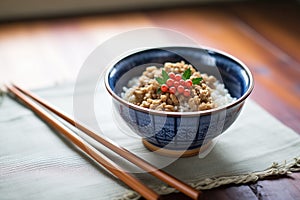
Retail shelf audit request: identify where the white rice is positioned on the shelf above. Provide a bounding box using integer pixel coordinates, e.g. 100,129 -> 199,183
211,80 -> 236,107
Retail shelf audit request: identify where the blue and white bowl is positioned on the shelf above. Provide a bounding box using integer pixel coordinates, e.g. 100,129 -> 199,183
105,47 -> 254,157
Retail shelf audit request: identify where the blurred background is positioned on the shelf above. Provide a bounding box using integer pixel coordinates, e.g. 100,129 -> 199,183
0,0 -> 299,132
0,0 -> 243,20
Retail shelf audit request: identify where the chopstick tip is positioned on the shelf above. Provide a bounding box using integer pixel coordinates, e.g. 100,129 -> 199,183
3,83 -> 11,91
195,191 -> 202,200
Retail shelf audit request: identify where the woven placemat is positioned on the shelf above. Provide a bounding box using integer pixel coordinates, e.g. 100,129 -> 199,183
0,83 -> 299,200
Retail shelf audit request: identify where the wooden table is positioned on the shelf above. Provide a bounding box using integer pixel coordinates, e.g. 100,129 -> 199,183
0,1 -> 299,199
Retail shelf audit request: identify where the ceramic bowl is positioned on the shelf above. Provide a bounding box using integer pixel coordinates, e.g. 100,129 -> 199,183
105,47 -> 254,157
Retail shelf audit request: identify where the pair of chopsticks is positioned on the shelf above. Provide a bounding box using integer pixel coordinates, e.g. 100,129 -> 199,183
6,84 -> 201,200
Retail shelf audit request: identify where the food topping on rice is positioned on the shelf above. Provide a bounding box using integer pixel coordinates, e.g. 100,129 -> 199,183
121,61 -> 235,112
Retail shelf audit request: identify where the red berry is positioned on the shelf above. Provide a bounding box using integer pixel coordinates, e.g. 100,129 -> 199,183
169,72 -> 176,79
179,79 -> 185,86
175,74 -> 182,81
174,81 -> 180,88
183,89 -> 191,97
169,87 -> 176,94
185,79 -> 192,87
177,85 -> 184,93
166,79 -> 174,87
161,84 -> 169,93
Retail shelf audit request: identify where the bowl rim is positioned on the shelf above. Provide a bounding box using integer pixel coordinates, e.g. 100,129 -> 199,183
104,46 -> 254,117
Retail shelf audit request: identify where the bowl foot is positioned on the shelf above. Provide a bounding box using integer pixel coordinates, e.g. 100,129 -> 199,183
142,139 -> 212,157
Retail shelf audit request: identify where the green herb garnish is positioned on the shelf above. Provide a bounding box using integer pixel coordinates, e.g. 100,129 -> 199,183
155,77 -> 165,85
192,77 -> 203,85
157,87 -> 162,94
155,70 -> 169,85
162,70 -> 169,81
182,68 -> 191,80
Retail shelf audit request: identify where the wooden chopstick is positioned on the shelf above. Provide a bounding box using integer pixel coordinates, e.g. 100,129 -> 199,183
12,84 -> 201,200
6,84 -> 160,200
